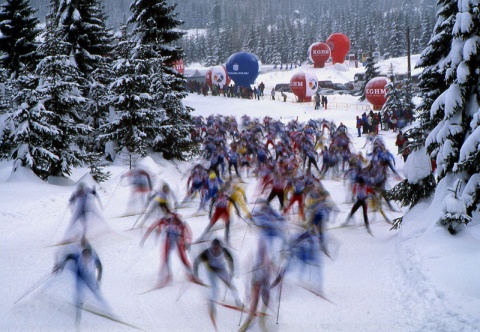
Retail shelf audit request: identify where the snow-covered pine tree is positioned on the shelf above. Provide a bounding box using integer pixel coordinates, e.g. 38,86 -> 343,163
29,27 -> 92,178
359,55 -> 381,102
388,23 -> 406,58
381,81 -> 403,118
0,0 -> 41,78
203,32 -> 217,67
6,74 -> 56,177
421,0 -> 480,232
0,68 -> 15,159
112,20 -> 131,61
84,3 -> 114,154
85,56 -> 114,153
440,179 -> 472,234
399,78 -> 415,122
46,0 -> 113,159
386,0 -> 457,225
126,0 -> 198,160
48,0 -> 113,79
99,26 -> 164,157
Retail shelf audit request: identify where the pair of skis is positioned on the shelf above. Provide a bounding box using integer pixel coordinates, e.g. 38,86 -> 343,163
66,302 -> 143,330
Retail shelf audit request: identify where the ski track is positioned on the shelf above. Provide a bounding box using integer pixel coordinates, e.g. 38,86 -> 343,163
394,232 -> 479,331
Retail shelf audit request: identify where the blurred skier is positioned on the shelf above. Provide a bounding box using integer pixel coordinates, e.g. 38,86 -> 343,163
225,180 -> 251,219
121,167 -> 152,213
239,241 -> 276,332
65,182 -> 104,241
343,177 -> 375,235
305,188 -> 337,255
196,188 -> 241,245
136,183 -> 178,228
249,201 -> 287,266
140,212 -> 198,288
52,242 -> 111,325
193,238 -> 243,331
151,183 -> 178,216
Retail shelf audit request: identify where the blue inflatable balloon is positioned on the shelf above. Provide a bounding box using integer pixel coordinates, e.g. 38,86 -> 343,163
225,52 -> 260,87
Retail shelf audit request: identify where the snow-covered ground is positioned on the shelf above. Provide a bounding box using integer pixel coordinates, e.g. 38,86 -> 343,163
1,58 -> 479,332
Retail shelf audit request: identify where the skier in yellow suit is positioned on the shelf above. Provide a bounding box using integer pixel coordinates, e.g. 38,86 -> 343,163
225,180 -> 251,219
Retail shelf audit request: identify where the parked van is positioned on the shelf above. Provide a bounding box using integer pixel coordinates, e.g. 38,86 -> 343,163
318,80 -> 334,89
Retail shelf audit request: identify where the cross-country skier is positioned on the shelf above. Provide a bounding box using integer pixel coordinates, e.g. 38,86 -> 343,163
249,201 -> 287,263
224,180 -> 251,219
305,188 -> 336,255
193,238 -> 243,331
139,212 -> 197,288
182,164 -> 208,209
262,169 -> 287,210
52,243 -> 111,326
283,174 -> 307,220
121,167 -> 153,213
196,188 -> 241,245
343,177 -> 375,234
239,241 -> 275,332
65,182 -> 104,241
202,171 -> 224,211
151,183 -> 178,216
136,183 -> 178,228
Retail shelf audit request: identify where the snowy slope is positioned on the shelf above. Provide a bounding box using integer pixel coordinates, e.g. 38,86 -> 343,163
1,58 -> 479,332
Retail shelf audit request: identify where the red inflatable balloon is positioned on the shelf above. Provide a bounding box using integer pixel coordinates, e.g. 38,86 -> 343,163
308,42 -> 331,68
326,33 -> 350,64
365,77 -> 388,110
290,71 -> 319,102
172,59 -> 185,75
205,66 -> 230,88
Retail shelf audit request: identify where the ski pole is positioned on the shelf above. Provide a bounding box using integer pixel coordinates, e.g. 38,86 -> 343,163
50,206 -> 69,242
237,301 -> 246,327
14,272 -> 54,304
223,283 -> 228,302
131,202 -> 150,230
176,279 -> 191,302
239,220 -> 252,251
103,177 -> 121,209
276,280 -> 283,324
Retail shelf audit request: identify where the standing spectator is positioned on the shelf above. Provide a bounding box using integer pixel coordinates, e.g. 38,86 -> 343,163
356,116 -> 362,137
367,112 -> 373,133
395,130 -> 407,154
314,92 -> 320,110
391,113 -> 398,132
402,141 -> 410,162
259,82 -> 265,96
383,111 -> 390,131
362,112 -> 368,134
373,113 -> 379,135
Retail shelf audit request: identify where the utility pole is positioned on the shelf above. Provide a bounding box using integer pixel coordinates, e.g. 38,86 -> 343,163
406,25 -> 411,81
